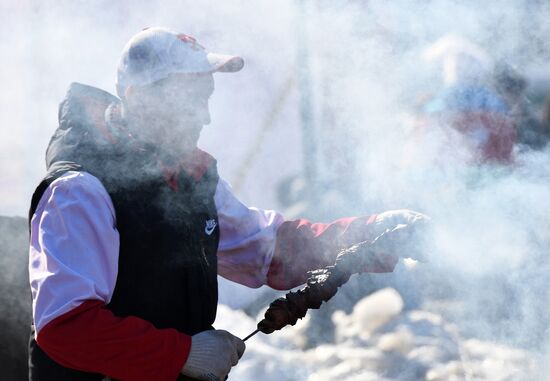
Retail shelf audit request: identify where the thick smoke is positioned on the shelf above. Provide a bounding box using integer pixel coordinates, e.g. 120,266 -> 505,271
3,0 -> 550,379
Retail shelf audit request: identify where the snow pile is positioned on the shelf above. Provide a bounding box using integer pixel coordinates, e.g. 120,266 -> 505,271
215,288 -> 535,381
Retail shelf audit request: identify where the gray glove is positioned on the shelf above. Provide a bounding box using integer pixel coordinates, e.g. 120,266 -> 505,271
181,329 -> 246,381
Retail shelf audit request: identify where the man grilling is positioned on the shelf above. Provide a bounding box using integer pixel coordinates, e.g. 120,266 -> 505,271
28,27 -> 428,381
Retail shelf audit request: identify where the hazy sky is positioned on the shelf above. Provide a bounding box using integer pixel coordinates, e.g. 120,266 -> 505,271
4,0 -> 550,217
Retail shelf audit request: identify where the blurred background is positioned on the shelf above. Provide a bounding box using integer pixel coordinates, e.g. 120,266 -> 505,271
3,0 -> 550,380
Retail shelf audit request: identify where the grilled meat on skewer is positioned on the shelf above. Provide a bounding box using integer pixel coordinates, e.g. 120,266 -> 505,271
257,237 -> 391,334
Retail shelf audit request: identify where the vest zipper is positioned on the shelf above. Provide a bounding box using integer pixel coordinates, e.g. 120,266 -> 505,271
200,239 -> 210,267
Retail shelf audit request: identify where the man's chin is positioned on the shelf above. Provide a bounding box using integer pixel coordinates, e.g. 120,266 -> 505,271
157,137 -> 199,158
142,124 -> 202,156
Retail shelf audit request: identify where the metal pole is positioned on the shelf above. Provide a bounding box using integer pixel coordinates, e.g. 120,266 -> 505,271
295,0 -> 319,204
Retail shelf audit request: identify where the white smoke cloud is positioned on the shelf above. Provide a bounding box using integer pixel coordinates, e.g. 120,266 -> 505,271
3,0 -> 550,379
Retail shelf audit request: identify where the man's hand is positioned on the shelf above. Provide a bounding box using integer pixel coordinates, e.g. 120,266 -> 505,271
367,209 -> 431,262
181,330 -> 246,381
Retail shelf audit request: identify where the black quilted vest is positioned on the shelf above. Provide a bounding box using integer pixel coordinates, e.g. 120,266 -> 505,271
28,83 -> 219,380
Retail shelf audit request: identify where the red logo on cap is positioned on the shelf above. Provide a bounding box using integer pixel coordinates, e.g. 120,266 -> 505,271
177,34 -> 204,51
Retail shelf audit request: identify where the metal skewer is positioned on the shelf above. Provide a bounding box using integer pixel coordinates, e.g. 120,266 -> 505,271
242,329 -> 260,342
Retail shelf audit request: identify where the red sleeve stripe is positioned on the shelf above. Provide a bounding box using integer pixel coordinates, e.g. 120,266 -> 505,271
36,300 -> 190,381
267,215 -> 398,290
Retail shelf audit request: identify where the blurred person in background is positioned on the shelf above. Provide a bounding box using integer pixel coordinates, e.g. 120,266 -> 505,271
412,35 -> 516,165
28,27 -> 428,381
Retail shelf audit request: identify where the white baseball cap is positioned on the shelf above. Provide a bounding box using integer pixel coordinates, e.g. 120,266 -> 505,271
116,27 -> 244,96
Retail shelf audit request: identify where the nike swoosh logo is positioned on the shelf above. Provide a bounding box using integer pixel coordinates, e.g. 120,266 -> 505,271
205,219 -> 217,235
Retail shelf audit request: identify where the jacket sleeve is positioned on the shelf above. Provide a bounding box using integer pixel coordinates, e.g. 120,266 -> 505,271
29,171 -> 189,381
266,216 -> 398,290
215,178 -> 398,291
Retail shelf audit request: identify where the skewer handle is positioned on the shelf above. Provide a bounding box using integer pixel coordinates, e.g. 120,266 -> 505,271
242,329 -> 260,342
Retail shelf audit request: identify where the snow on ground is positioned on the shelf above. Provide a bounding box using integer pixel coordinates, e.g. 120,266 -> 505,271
215,288 -> 536,381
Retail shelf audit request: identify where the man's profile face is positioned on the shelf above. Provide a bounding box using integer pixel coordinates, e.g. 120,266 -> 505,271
124,73 -> 215,155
